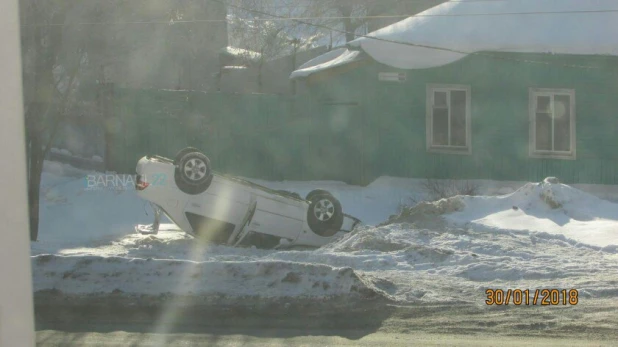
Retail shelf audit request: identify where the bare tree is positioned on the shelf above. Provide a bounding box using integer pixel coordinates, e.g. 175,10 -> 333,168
423,179 -> 479,201
20,0 -> 85,241
227,0 -> 323,92
20,0 -> 230,240
296,0 -> 447,43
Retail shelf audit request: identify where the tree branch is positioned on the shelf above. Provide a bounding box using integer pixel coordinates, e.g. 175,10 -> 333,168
41,55 -> 82,159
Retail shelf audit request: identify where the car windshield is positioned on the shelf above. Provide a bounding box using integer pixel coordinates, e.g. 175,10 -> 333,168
21,0 -> 618,345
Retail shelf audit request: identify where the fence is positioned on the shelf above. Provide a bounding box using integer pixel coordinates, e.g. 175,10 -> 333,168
106,88 -> 369,184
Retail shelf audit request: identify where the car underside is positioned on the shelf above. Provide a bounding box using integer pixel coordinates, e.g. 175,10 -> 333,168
135,149 -> 362,249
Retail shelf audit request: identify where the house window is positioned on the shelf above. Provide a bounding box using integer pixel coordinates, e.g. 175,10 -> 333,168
529,88 -> 576,159
426,84 -> 471,154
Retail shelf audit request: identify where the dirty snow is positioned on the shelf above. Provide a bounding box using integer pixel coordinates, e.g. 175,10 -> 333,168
31,223 -> 618,303
31,161 -> 618,304
349,0 -> 618,69
32,254 -> 371,299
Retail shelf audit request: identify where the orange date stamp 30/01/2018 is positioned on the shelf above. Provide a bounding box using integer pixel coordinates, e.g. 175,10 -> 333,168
485,289 -> 579,306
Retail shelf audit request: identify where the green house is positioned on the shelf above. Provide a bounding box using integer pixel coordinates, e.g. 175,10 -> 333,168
290,0 -> 618,185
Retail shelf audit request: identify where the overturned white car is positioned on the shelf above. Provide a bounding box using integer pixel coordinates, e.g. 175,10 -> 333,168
135,148 -> 361,249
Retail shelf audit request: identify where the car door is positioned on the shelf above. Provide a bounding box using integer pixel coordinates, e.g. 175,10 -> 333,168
247,191 -> 304,241
183,176 -> 250,241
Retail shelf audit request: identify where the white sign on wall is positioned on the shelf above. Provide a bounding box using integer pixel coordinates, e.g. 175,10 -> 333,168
378,72 -> 406,82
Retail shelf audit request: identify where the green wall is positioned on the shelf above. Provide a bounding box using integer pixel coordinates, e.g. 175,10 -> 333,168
106,52 -> 618,185
301,52 -> 618,184
109,89 -> 296,179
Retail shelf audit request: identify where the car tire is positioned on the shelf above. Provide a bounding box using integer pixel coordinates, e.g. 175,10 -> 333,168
305,189 -> 332,202
173,147 -> 200,166
306,191 -> 344,237
175,151 -> 213,195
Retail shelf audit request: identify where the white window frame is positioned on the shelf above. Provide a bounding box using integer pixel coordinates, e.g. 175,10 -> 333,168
529,88 -> 576,160
426,84 -> 472,155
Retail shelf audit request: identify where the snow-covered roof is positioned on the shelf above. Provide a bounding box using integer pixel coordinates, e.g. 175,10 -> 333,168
220,46 -> 262,62
221,65 -> 248,70
290,48 -> 361,79
349,0 -> 618,69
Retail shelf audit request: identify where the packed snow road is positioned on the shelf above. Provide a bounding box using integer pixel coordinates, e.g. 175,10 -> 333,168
34,298 -> 618,346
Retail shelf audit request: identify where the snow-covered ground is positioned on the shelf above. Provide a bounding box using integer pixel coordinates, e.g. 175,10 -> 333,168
446,178 -> 618,250
31,161 -> 618,305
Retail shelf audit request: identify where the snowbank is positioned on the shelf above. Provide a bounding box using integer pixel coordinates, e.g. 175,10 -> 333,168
32,221 -> 618,304
32,254 -> 381,300
447,178 -> 618,248
386,177 -> 618,248
349,0 -> 618,69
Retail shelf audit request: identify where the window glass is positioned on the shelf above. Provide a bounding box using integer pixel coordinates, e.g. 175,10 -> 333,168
536,95 -> 551,113
429,87 -> 469,151
553,95 -> 571,152
450,90 -> 467,147
535,110 -> 552,151
531,90 -> 574,157
432,107 -> 449,146
434,91 -> 447,107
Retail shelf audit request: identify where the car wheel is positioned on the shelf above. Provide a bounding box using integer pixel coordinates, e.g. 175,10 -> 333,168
305,189 -> 331,202
306,191 -> 344,237
175,151 -> 213,195
173,147 -> 200,166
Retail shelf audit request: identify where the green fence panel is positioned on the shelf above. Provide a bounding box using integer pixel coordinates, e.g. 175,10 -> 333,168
108,89 -> 297,178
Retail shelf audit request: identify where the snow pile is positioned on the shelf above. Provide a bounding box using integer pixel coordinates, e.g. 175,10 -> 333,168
37,222 -> 618,304
381,196 -> 465,228
324,226 -> 456,264
32,254 -> 382,300
386,177 -> 618,249
349,0 -> 618,69
300,224 -> 618,302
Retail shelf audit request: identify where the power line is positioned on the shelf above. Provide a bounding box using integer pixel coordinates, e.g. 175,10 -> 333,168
20,8 -> 618,27
233,8 -> 618,19
222,0 -> 618,11
228,0 -> 510,9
